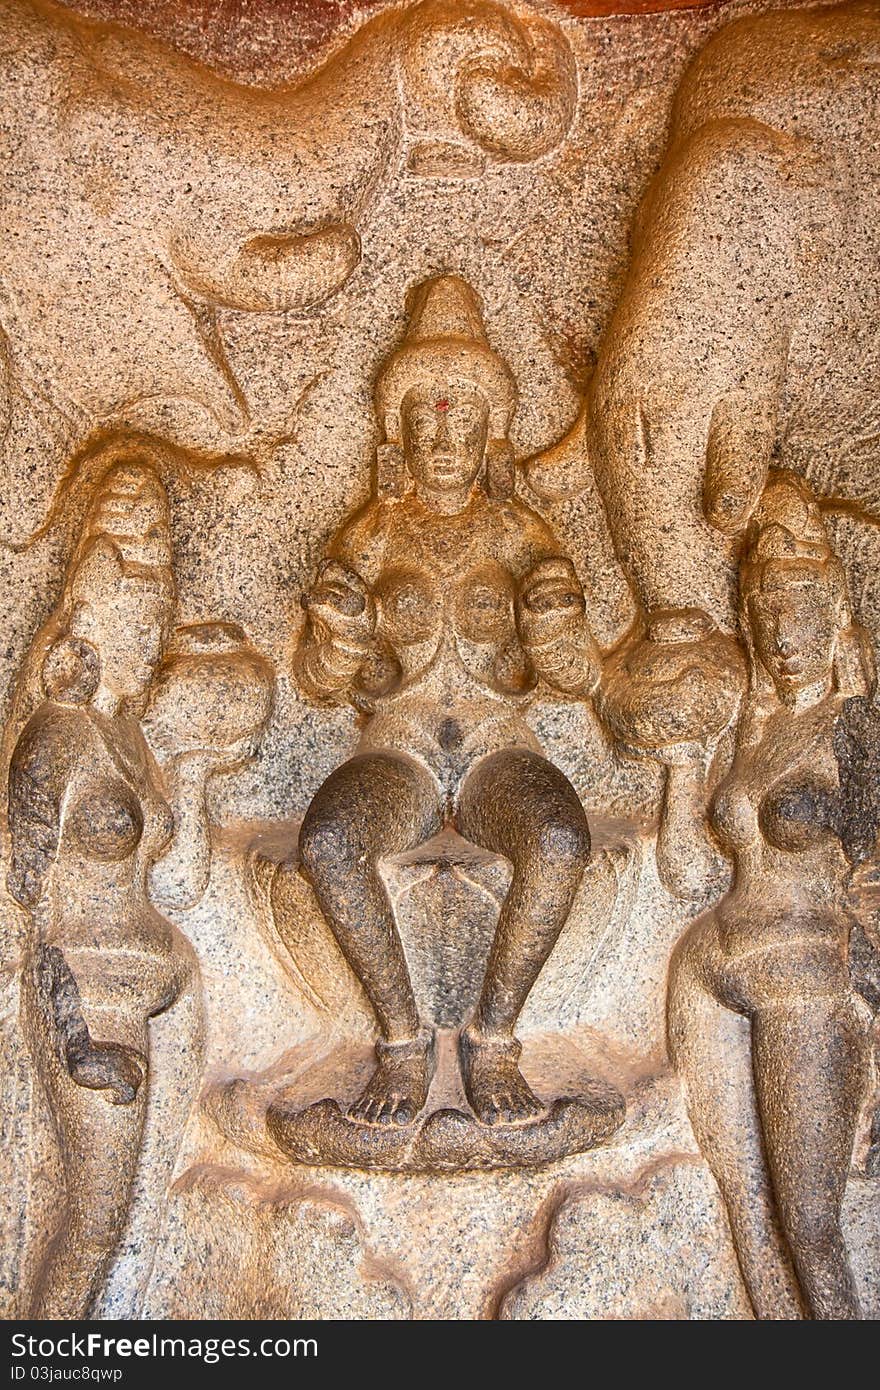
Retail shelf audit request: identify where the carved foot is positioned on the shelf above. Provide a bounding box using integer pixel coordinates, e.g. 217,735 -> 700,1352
459,1026 -> 544,1126
348,1032 -> 436,1127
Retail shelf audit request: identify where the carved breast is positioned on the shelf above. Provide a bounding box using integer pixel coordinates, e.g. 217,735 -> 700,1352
375,566 -> 442,647
713,726 -> 841,860
64,778 -> 145,863
453,563 -> 517,645
64,715 -> 174,870
758,778 -> 838,854
98,713 -> 175,862
710,777 -> 758,853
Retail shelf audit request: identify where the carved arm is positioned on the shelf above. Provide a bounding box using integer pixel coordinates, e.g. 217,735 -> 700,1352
596,608 -> 745,900
656,747 -> 729,903
6,706 -> 80,910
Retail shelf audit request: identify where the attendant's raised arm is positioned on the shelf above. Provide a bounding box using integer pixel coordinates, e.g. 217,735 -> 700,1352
7,706 -> 80,909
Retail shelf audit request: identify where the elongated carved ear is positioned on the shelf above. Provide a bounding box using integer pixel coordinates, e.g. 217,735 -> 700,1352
41,631 -> 100,706
834,624 -> 877,699
486,439 -> 514,499
376,442 -> 406,498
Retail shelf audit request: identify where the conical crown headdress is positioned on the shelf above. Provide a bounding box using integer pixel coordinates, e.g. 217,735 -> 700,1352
741,469 -> 837,588
375,274 -> 517,445
66,461 -> 173,586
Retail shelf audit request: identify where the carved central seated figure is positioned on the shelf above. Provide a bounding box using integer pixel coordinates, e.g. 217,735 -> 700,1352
295,275 -> 600,1128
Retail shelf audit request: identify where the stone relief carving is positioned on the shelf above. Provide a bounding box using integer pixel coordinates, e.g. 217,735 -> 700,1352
528,1 -> 880,629
526,0 -> 880,910
0,0 -> 878,1323
0,0 -> 576,546
1,459 -> 274,1317
270,273 -> 623,1169
668,470 -> 880,1321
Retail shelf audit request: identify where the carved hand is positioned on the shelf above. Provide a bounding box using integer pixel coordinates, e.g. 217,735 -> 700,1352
303,560 -> 377,653
66,1041 -> 147,1107
516,558 -> 586,649
516,558 -> 599,695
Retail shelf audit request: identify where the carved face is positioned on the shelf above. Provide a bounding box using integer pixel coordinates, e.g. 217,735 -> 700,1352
748,569 -> 839,697
68,540 -> 173,708
400,383 -> 490,498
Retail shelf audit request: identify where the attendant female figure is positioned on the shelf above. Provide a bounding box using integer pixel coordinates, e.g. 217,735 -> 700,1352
668,471 -> 879,1319
7,461 -> 196,1317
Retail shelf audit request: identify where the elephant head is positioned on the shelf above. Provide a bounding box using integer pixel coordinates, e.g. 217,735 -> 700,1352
525,0 -> 880,796
0,0 -> 578,547
162,1 -> 578,305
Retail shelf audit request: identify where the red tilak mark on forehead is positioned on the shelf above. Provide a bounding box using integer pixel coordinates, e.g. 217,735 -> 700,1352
435,399 -> 449,412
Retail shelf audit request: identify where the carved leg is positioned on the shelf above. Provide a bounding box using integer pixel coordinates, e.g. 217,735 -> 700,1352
298,751 -> 442,1124
667,919 -> 804,1319
103,940 -> 203,1317
752,995 -> 868,1320
21,956 -> 149,1319
456,748 -> 590,1124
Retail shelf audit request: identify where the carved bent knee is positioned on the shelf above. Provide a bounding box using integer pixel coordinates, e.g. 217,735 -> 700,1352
299,751 -> 440,882
457,749 -> 591,871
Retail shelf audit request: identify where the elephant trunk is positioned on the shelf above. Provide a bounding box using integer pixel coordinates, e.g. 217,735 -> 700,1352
170,222 -> 362,314
455,15 -> 578,164
400,2 -> 577,172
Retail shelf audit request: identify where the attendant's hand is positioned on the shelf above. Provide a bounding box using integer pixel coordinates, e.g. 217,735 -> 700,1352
67,1040 -> 147,1105
302,560 -> 376,651
516,558 -> 586,650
